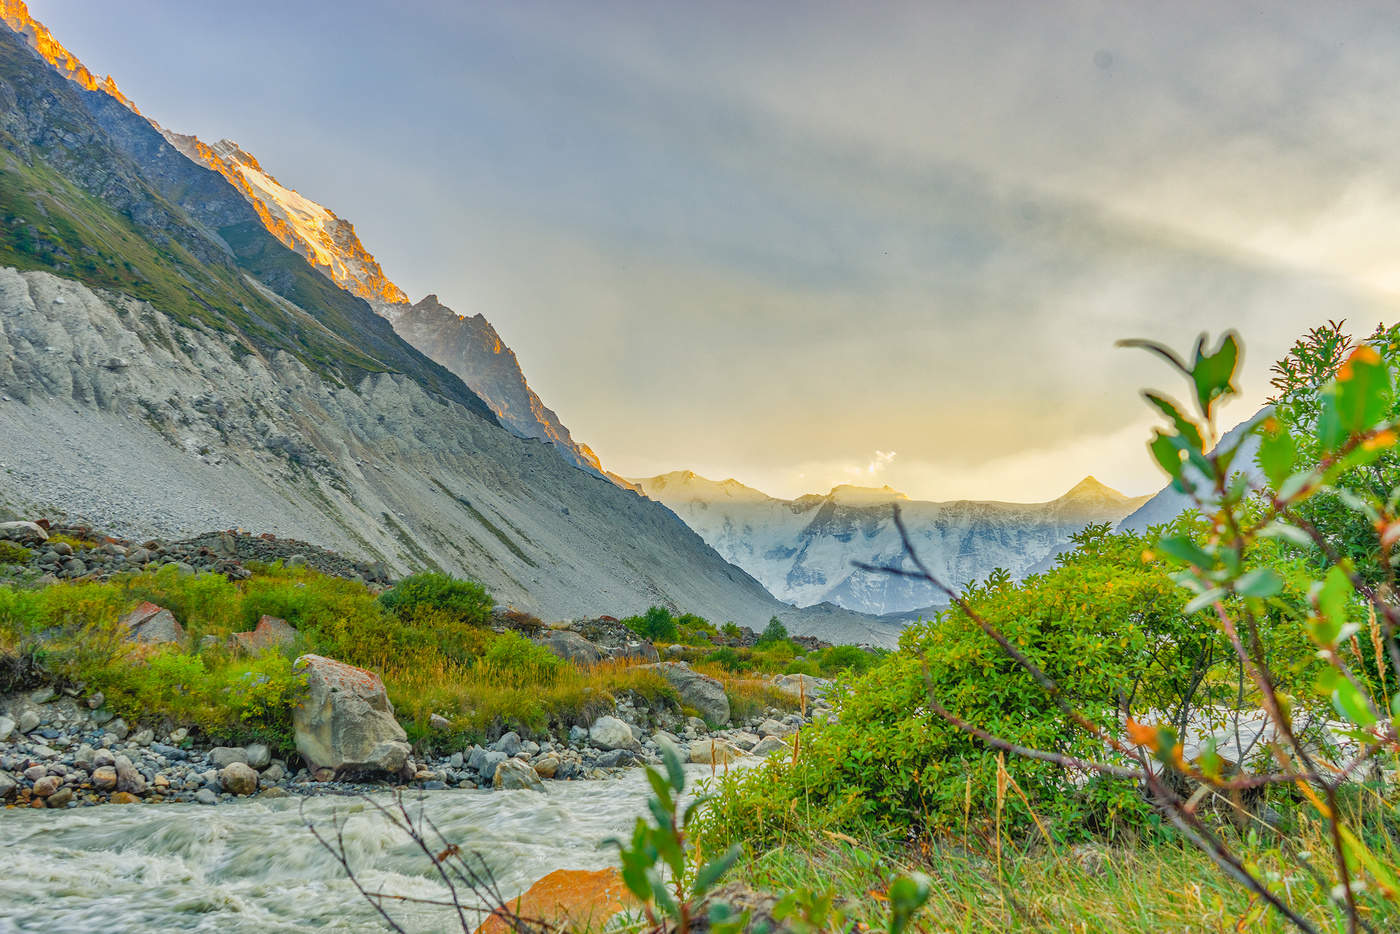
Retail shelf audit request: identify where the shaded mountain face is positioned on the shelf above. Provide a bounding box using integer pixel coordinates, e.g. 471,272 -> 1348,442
0,15 -> 902,645
373,295 -> 607,475
633,472 -> 1150,615
0,0 -> 605,480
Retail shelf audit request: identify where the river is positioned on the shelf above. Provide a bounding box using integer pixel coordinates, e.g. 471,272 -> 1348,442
0,766 -> 726,933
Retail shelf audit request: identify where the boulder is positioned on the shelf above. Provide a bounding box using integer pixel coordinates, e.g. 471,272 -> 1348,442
757,718 -> 794,738
589,715 -> 641,751
232,615 -> 297,654
612,641 -> 660,664
0,772 -> 16,798
0,521 -> 46,545
538,630 -> 605,666
91,766 -> 117,791
244,743 -> 272,770
726,731 -> 760,750
533,754 -> 560,779
492,731 -> 523,756
31,775 -> 61,797
113,754 -> 146,795
646,663 -> 730,726
429,713 -> 451,731
751,736 -> 790,757
493,757 -> 546,792
208,747 -> 249,769
476,868 -> 632,934
0,715 -> 17,741
774,674 -> 827,700
220,762 -> 259,796
117,602 -> 186,646
688,739 -> 744,766
291,655 -> 411,778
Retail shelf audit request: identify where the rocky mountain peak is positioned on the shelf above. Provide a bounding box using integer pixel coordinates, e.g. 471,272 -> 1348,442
0,0 -> 140,114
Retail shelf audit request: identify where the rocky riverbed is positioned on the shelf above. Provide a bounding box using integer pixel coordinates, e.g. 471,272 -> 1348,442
0,672 -> 830,810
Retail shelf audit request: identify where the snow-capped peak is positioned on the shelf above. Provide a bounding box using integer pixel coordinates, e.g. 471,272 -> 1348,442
157,132 -> 409,305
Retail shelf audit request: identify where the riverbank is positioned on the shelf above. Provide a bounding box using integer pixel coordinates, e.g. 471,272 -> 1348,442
0,672 -> 828,809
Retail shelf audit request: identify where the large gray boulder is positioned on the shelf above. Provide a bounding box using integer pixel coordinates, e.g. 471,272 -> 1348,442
688,738 -> 744,765
537,630 -> 605,666
588,715 -> 641,751
0,521 -> 46,545
493,757 -> 545,792
219,762 -> 259,796
646,662 -> 730,726
292,655 -> 410,778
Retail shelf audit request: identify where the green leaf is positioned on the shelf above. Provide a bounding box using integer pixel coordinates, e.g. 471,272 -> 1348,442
1235,568 -> 1283,599
1319,669 -> 1377,728
1276,470 -> 1315,502
646,768 -> 675,812
648,867 -> 679,920
1391,694 -> 1400,718
1191,332 -> 1241,418
1257,427 -> 1296,489
1257,522 -> 1314,549
1144,392 -> 1205,451
661,741 -> 686,793
692,843 -> 742,896
1333,345 -> 1392,435
1310,567 -> 1353,644
1150,430 -> 1186,480
1157,536 -> 1213,569
1184,588 -> 1226,615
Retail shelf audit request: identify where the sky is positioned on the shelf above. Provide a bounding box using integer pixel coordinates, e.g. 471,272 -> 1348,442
33,1 -> 1400,502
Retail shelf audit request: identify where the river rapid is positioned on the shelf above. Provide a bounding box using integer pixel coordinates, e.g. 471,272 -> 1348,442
1,766 -> 726,933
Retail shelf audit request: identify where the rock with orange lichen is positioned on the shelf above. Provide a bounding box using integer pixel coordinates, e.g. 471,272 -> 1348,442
475,868 -> 634,934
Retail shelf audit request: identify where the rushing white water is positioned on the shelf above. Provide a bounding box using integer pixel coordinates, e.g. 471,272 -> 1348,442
0,766 -> 729,933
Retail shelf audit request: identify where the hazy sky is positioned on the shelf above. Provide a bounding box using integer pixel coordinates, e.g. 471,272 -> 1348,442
37,1 -> 1400,501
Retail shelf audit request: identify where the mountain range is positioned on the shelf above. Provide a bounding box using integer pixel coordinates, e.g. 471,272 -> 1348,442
0,1 -> 901,644
633,472 -> 1151,615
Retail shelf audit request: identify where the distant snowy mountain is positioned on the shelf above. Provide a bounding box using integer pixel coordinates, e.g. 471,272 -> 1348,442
634,472 -> 1151,615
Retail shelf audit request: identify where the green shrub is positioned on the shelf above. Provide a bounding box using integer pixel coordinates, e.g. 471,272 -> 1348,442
816,644 -> 874,676
0,542 -> 30,565
699,528 -> 1224,849
622,605 -> 678,642
480,630 -> 564,683
757,616 -> 788,646
377,572 -> 492,624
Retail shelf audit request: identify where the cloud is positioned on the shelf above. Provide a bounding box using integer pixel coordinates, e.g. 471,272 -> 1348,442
48,0 -> 1400,502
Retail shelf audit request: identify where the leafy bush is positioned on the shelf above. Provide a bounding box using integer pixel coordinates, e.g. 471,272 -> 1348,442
699,529 -> 1231,848
0,542 -> 30,565
480,630 -> 563,682
757,616 -> 788,647
377,572 -> 492,624
624,605 -> 679,642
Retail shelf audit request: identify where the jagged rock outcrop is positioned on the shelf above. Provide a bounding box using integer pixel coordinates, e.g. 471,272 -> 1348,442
374,295 -> 606,476
634,472 -> 1150,615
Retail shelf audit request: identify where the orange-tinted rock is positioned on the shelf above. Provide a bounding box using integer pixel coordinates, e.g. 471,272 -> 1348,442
109,791 -> 141,804
232,615 -> 296,653
474,868 -> 633,934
